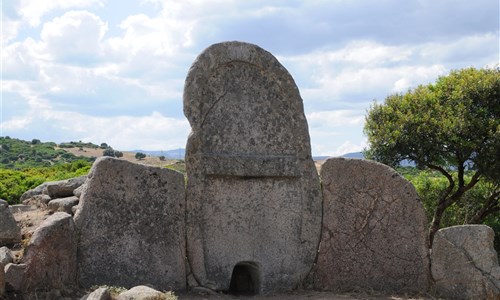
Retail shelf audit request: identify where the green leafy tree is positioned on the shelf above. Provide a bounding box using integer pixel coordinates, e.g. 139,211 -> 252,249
103,148 -> 115,157
364,67 -> 500,246
114,150 -> 123,158
135,152 -> 146,160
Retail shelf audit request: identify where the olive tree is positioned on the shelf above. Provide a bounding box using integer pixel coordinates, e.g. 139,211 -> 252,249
364,67 -> 500,246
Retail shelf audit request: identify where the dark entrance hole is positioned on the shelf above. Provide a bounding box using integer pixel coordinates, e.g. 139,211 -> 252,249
228,261 -> 261,296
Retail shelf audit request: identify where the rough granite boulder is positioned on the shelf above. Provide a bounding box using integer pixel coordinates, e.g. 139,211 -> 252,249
20,183 -> 48,202
48,196 -> 79,214
74,157 -> 186,290
22,194 -> 52,208
0,247 -> 14,266
43,175 -> 87,198
117,286 -> 165,300
184,41 -> 322,293
21,212 -> 78,293
0,204 -> 21,246
314,158 -> 430,293
431,225 -> 500,300
85,287 -> 111,300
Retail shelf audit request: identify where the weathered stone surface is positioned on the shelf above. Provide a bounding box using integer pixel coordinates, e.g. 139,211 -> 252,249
117,285 -> 165,300
8,204 -> 36,213
431,225 -> 500,300
73,184 -> 85,197
20,183 -> 48,202
48,196 -> 79,214
0,262 -> 4,297
4,263 -> 26,291
0,204 -> 21,246
314,158 -> 429,293
43,175 -> 87,198
85,287 -> 111,300
22,194 -> 52,208
0,247 -> 14,266
74,157 -> 186,290
184,41 -> 322,293
0,199 -> 7,208
21,212 -> 77,292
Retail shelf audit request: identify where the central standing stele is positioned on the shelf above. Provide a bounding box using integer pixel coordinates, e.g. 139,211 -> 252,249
184,41 -> 322,293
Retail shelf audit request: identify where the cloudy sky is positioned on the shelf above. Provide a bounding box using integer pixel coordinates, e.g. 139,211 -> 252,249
1,0 -> 498,156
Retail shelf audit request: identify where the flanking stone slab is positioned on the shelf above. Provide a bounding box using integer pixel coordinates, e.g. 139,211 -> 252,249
22,212 -> 77,293
184,41 -> 322,293
431,225 -> 500,300
74,157 -> 186,290
314,158 -> 429,293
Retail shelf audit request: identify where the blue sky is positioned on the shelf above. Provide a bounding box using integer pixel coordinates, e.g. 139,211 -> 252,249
1,0 -> 499,155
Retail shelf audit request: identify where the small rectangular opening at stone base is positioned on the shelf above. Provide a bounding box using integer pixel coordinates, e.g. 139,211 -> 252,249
228,261 -> 261,296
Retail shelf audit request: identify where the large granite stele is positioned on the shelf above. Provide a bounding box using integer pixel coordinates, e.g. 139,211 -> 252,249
184,41 -> 322,294
74,157 -> 186,290
314,158 -> 430,293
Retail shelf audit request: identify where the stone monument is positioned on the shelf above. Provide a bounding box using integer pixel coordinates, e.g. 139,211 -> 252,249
184,41 -> 322,294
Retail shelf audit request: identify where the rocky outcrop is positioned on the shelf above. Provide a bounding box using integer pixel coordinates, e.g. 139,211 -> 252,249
0,202 -> 21,246
21,175 -> 87,214
314,158 -> 430,293
74,157 -> 186,290
184,41 -> 322,293
431,225 -> 500,300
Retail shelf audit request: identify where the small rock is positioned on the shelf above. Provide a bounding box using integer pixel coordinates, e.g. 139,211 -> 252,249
0,247 -> 14,266
48,196 -> 79,214
84,287 -> 111,300
0,204 -> 21,246
73,184 -> 85,198
4,263 -> 26,291
20,183 -> 48,202
117,286 -> 165,300
43,175 -> 87,198
0,199 -> 8,208
22,194 -> 52,208
8,204 -> 36,213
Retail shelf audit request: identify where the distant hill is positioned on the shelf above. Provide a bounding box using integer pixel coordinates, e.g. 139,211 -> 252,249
133,150 -> 364,161
341,152 -> 364,159
132,148 -> 186,160
0,137 -> 95,169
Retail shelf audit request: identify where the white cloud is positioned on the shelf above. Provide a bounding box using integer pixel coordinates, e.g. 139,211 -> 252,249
307,110 -> 365,128
40,11 -> 108,63
312,140 -> 367,157
18,0 -> 104,27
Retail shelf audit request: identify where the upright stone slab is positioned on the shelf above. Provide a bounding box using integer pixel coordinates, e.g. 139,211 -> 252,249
432,225 -> 500,300
184,41 -> 322,293
74,157 -> 186,290
314,158 -> 429,293
22,212 -> 77,293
